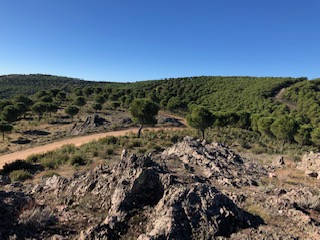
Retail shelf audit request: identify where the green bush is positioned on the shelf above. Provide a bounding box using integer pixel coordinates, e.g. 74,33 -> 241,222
1,159 -> 43,174
101,136 -> 118,145
26,154 -> 41,163
9,170 -> 33,182
128,140 -> 142,149
40,158 -> 56,169
60,144 -> 77,154
69,155 -> 86,166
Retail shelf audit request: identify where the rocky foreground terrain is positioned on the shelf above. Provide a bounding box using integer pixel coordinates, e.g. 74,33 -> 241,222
0,137 -> 319,239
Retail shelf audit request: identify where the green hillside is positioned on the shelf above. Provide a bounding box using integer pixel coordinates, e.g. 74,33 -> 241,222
0,74 -> 112,98
3,73 -> 319,150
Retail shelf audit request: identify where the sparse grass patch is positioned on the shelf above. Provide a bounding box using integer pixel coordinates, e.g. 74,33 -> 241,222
41,171 -> 60,179
9,169 -> 33,182
245,203 -> 271,223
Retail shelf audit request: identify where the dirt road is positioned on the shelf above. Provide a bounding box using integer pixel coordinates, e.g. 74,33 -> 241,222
0,126 -> 185,169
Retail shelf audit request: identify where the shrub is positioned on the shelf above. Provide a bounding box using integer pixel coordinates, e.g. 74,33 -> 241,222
128,140 -> 142,149
9,170 -> 33,181
26,154 -> 41,163
69,155 -> 86,166
60,144 -> 77,154
98,147 -> 115,159
40,158 -> 56,169
1,159 -> 43,174
101,136 -> 118,145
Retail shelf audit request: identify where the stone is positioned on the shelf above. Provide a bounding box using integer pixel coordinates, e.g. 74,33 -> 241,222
268,172 -> 277,178
299,151 -> 320,172
0,175 -> 10,185
273,156 -> 285,167
304,170 -> 318,178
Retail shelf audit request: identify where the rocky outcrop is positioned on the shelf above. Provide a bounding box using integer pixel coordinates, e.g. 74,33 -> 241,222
24,143 -> 263,239
78,154 -> 261,240
162,137 -> 267,187
0,191 -> 34,239
299,151 -> 320,179
68,114 -> 108,135
1,137 -> 319,239
160,117 -> 183,127
299,151 -> 320,171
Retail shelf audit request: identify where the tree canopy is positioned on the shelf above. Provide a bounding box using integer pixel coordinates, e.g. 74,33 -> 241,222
129,98 -> 159,137
187,106 -> 214,140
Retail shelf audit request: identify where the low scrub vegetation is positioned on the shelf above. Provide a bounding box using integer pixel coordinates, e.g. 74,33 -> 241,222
9,170 -> 33,182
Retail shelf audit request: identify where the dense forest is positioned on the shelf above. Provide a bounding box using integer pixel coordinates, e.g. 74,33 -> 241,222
2,73 -> 320,151
0,74 -> 123,98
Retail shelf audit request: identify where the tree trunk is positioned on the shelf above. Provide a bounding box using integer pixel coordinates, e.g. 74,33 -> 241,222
201,129 -> 205,140
137,124 -> 143,138
2,132 -> 4,141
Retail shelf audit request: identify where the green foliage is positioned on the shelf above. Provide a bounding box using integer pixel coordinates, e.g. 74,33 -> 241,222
56,91 -> 67,102
69,155 -> 86,166
0,122 -> 13,140
257,117 -> 275,138
31,102 -> 47,120
14,95 -> 33,106
84,86 -> 94,97
129,98 -> 159,137
311,127 -> 320,146
92,102 -> 102,112
270,116 -> 298,143
74,96 -> 86,107
39,95 -> 53,103
1,105 -> 20,122
9,170 -> 33,182
294,124 -> 312,146
15,102 -> 28,118
95,95 -> 106,104
1,159 -> 37,174
166,97 -> 186,112
187,106 -> 214,139
65,105 -> 79,118
49,88 -> 60,97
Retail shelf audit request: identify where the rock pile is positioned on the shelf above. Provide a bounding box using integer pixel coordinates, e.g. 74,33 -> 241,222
299,151 -> 320,179
68,114 -> 108,135
27,152 -> 261,239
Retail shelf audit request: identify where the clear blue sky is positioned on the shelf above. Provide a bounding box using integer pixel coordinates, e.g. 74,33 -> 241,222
1,0 -> 319,82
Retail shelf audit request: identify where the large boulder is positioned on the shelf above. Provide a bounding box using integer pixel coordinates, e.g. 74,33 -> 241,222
68,114 -> 108,135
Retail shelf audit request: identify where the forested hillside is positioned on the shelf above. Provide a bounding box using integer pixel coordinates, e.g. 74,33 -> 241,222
0,74 -> 121,98
3,73 -> 320,151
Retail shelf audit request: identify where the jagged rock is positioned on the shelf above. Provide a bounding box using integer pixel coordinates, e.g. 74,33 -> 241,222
162,137 -> 266,187
268,172 -> 277,178
120,148 -> 128,160
121,117 -> 133,124
305,170 -> 318,178
0,191 -> 34,239
68,114 -> 108,135
0,175 -> 10,185
80,154 -> 262,239
2,137 -> 318,239
160,117 -> 183,127
299,151 -> 320,172
273,156 -> 285,167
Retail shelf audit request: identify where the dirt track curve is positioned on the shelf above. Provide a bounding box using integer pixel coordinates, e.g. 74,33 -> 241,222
0,126 -> 184,169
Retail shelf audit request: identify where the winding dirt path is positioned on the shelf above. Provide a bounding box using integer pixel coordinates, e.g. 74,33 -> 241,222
0,126 -> 185,169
